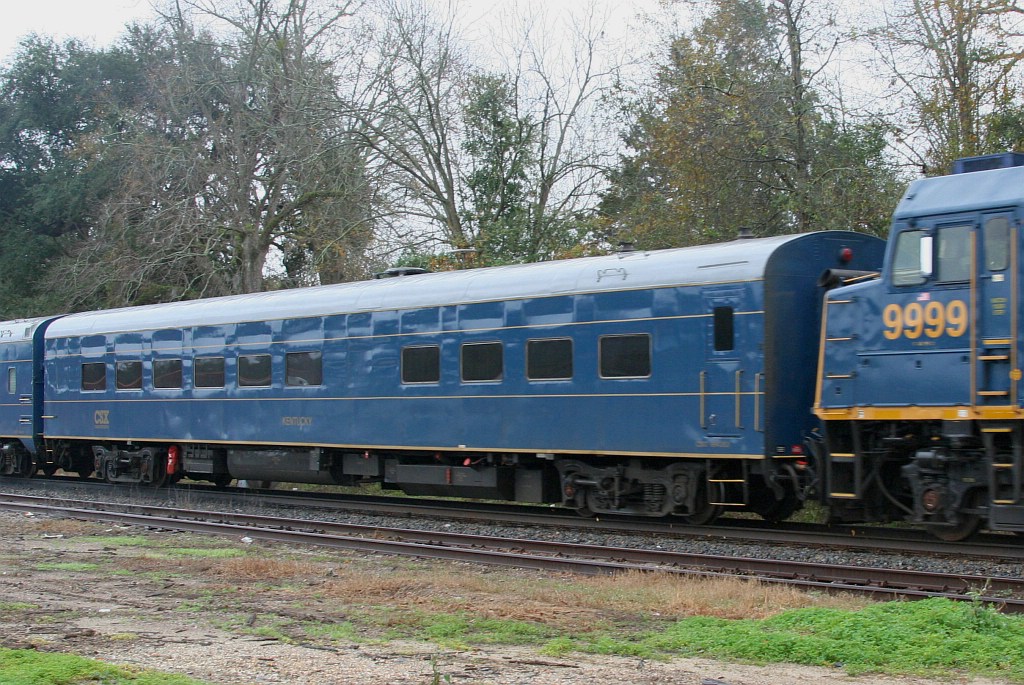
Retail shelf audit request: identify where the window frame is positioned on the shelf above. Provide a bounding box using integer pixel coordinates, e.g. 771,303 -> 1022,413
401,345 -> 441,384
461,341 -> 504,383
599,333 -> 652,379
526,338 -> 573,381
81,362 -> 107,392
115,359 -> 143,391
194,356 -> 226,389
237,353 -> 272,388
153,358 -> 184,390
6,367 -> 14,394
285,351 -> 323,387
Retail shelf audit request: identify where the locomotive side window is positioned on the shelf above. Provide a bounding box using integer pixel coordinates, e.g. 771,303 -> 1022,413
115,360 -> 143,390
599,334 -> 652,378
194,357 -> 225,388
527,338 -> 573,380
984,217 -> 1010,271
402,345 -> 440,384
81,362 -> 106,391
6,367 -> 14,394
238,354 -> 272,387
286,351 -> 323,386
462,342 -> 503,382
713,307 -> 735,351
153,359 -> 183,389
936,224 -> 972,283
891,230 -> 927,286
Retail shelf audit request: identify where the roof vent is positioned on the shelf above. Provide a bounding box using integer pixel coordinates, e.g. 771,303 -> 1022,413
952,152 -> 1024,174
737,227 -> 755,239
617,240 -> 636,253
373,267 -> 430,279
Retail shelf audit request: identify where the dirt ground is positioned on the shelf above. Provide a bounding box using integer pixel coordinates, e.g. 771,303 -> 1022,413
0,510 -> 1009,685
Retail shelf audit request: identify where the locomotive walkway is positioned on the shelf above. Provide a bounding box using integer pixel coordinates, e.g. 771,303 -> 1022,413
2,490 -> 1023,612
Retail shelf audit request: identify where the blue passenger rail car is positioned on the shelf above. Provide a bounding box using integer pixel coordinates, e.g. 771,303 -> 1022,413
816,153 -> 1024,539
40,230 -> 882,521
0,316 -> 60,476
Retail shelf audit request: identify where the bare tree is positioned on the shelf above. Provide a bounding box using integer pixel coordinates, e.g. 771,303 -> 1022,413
870,0 -> 1024,172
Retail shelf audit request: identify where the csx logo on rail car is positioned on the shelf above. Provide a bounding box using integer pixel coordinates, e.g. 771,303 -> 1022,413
94,410 -> 110,427
282,416 -> 313,427
881,299 -> 968,340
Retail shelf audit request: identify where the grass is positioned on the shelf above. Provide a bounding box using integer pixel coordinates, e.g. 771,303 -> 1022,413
9,511 -> 1024,681
0,647 -> 209,685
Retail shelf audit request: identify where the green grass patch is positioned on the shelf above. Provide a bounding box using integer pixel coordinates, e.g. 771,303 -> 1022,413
304,621 -> 361,643
0,647 -> 208,684
541,598 -> 1024,679
412,612 -> 556,649
0,601 -> 39,611
33,562 -> 100,572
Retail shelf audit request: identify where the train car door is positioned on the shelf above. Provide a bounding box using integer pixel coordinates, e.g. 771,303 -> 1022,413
972,212 -> 1017,408
701,291 -> 743,438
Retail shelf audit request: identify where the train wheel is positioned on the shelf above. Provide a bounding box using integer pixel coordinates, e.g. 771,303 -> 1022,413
683,486 -> 722,525
924,491 -> 982,542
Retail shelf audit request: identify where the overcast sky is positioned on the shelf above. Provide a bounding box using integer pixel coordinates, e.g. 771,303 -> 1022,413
0,0 -> 666,65
0,0 -> 156,60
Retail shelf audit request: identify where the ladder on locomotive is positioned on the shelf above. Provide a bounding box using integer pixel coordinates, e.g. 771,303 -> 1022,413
982,424 -> 1023,506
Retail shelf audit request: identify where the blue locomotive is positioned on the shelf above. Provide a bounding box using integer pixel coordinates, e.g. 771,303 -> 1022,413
0,230 -> 883,526
816,152 -> 1024,539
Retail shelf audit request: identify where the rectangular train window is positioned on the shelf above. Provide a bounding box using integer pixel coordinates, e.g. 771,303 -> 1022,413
115,360 -> 143,390
984,216 -> 1010,271
891,229 -> 926,286
462,342 -> 503,382
238,354 -> 272,387
81,362 -> 107,391
527,338 -> 573,380
286,351 -> 322,387
402,345 -> 440,384
194,357 -> 225,388
936,224 -> 972,283
6,367 -> 14,394
713,307 -> 734,351
599,334 -> 651,378
154,359 -> 183,389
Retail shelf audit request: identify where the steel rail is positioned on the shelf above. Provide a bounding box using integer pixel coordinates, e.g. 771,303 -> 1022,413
5,477 -> 1024,560
2,493 -> 1023,611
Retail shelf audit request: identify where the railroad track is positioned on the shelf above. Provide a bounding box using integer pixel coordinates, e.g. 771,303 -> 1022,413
2,491 -> 1023,612
5,475 -> 1024,561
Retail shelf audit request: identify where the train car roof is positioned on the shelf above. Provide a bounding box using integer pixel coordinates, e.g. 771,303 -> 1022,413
45,232 -> 859,338
894,164 -> 1024,220
0,316 -> 62,344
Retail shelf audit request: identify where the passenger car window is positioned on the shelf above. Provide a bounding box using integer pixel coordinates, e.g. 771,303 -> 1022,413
153,359 -> 183,389
194,357 -> 225,388
600,334 -> 652,378
402,345 -> 440,384
238,354 -> 272,387
286,351 -> 322,386
115,360 -> 143,390
527,339 -> 573,380
81,362 -> 107,391
461,342 -> 503,382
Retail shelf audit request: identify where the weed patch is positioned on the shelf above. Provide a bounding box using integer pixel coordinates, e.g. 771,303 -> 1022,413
0,647 -> 207,684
